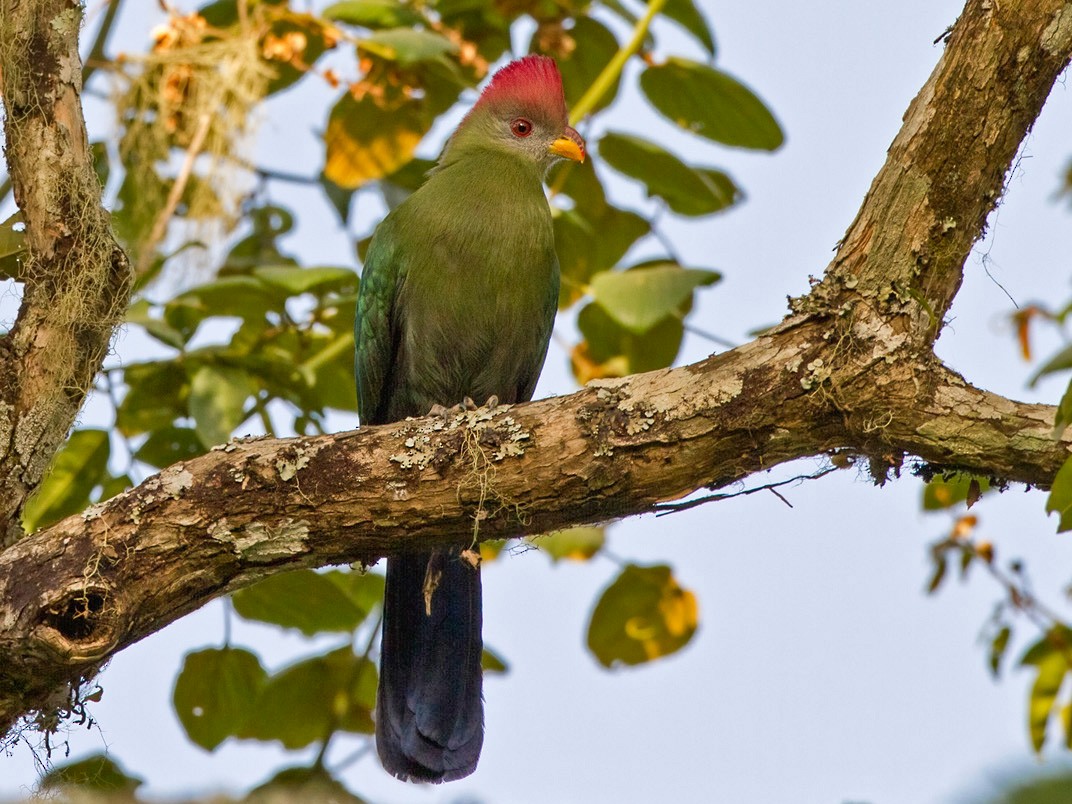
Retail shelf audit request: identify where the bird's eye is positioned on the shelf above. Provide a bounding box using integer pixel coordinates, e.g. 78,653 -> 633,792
510,118 -> 534,137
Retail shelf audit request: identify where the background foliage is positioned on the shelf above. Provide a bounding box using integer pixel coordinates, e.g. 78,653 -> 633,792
5,0 -> 1072,800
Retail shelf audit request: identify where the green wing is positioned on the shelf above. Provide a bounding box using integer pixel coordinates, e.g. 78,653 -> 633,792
355,220 -> 402,425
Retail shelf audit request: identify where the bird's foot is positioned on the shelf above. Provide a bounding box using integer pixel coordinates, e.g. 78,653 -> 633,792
427,396 -> 498,418
428,398 -> 478,417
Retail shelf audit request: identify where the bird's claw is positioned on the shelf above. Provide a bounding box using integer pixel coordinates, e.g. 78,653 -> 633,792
428,396 -> 499,418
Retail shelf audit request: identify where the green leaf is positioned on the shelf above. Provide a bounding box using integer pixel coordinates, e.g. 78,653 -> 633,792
239,648 -> 377,747
126,298 -> 187,350
989,625 -> 1012,678
0,211 -> 26,280
925,550 -> 947,594
188,364 -> 256,448
232,570 -> 370,635
325,568 -> 386,613
22,429 -> 111,532
1030,343 -> 1072,387
135,426 -> 207,469
549,157 -> 608,218
359,29 -> 457,65
116,361 -> 189,436
640,58 -> 784,150
590,264 -> 720,333
167,276 -> 281,331
219,205 -> 297,275
482,646 -> 509,674
249,766 -> 367,803
575,301 -> 683,382
587,564 -> 699,668
1028,650 -> 1069,753
199,0 -> 287,27
324,92 -> 432,189
531,527 -> 605,562
324,0 -> 421,28
253,265 -> 357,297
173,648 -> 267,751
659,0 -> 716,55
1047,456 -> 1072,533
381,156 -> 436,209
598,132 -> 739,216
98,473 -> 133,504
532,17 -> 621,113
320,172 -> 358,226
1056,380 -> 1072,438
922,472 -> 993,511
305,331 -> 359,412
555,205 -> 649,308
40,753 -> 143,793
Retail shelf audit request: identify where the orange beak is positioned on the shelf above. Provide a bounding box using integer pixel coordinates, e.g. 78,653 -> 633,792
550,125 -> 586,163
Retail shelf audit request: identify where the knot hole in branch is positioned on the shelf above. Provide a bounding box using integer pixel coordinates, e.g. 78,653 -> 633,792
36,585 -> 120,661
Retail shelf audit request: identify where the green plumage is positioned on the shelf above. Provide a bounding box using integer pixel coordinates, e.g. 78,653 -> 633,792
356,152 -> 559,423
354,53 -> 581,784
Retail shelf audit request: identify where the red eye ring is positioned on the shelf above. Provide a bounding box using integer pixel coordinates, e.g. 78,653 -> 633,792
510,117 -> 534,137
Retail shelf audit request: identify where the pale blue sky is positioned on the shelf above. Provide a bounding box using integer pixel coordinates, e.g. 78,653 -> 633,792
6,1 -> 1072,802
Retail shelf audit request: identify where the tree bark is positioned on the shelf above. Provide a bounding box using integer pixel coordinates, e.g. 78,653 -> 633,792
0,0 -> 132,548
1,0 -> 1071,742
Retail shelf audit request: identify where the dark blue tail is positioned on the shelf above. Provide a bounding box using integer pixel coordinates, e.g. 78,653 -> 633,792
376,549 -> 484,782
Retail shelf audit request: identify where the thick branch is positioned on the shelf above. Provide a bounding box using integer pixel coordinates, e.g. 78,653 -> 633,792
1,0 -> 1071,745
0,0 -> 132,547
0,334 -> 1067,734
800,0 -> 1072,344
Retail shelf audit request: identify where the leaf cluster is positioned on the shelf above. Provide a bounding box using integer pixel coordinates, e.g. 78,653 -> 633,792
3,0 -> 785,792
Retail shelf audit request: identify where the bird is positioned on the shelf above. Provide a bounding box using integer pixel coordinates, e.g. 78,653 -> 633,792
354,54 -> 586,783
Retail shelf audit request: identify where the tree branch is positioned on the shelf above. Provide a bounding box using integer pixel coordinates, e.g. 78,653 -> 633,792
1,0 -> 1071,745
0,0 -> 132,547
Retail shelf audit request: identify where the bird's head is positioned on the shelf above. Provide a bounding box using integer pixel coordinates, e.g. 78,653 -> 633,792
446,55 -> 586,174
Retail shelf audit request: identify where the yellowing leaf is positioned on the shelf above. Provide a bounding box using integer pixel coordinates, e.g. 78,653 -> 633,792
324,93 -> 427,189
1028,650 -> 1069,753
238,648 -> 377,747
0,211 -> 26,280
575,301 -> 683,382
587,564 -> 699,668
531,527 -> 605,562
482,646 -> 509,674
922,472 -> 992,511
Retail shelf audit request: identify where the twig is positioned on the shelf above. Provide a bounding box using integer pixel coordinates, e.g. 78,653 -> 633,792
569,0 -> 668,124
82,0 -> 123,88
133,112 -> 212,278
654,465 -> 840,515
